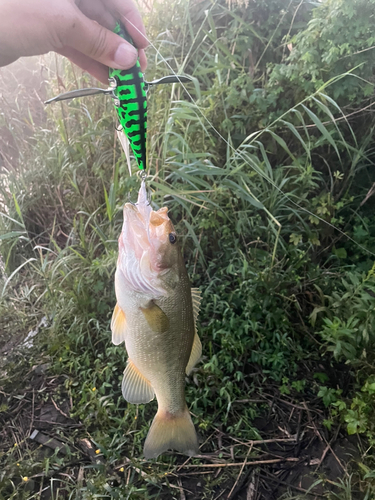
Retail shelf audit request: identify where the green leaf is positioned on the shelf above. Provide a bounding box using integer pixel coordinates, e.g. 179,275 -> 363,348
290,233 -> 302,246
333,247 -> 347,259
301,104 -> 340,159
0,231 -> 27,241
347,421 -> 359,435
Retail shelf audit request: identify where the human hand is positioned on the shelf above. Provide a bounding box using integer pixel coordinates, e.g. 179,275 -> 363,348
0,0 -> 148,84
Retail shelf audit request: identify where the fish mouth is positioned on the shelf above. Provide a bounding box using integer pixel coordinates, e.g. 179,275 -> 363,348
118,181 -> 169,296
132,179 -> 152,226
122,180 -> 155,259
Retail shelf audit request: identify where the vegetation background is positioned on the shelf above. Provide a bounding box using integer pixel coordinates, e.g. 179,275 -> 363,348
1,0 -> 375,498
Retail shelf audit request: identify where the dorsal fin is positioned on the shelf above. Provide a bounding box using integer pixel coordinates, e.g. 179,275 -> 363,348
186,333 -> 202,375
186,288 -> 202,375
191,288 -> 201,324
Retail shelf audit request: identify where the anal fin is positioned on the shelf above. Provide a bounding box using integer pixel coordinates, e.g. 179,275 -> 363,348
122,359 -> 155,404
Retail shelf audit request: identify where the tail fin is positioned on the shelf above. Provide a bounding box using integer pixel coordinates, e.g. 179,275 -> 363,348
144,406 -> 199,459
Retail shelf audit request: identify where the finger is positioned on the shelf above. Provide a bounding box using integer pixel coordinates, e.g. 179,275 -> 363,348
108,0 -> 148,49
77,0 -> 116,31
65,6 -> 138,70
0,54 -> 18,67
138,49 -> 147,72
58,47 -> 110,84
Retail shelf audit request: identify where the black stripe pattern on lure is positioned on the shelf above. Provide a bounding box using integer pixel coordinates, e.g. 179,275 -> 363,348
110,23 -> 147,170
44,22 -> 192,171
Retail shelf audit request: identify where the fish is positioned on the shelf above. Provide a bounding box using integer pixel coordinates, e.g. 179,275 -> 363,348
111,180 -> 202,458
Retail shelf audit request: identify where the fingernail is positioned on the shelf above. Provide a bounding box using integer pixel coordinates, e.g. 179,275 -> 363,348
113,43 -> 138,68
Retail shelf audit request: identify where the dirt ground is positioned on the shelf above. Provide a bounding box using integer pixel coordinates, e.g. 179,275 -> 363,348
0,327 -> 364,500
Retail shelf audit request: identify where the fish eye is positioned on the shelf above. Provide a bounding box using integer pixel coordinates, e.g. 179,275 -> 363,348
169,233 -> 177,244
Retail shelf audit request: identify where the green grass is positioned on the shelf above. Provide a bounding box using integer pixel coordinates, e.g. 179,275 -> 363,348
2,0 -> 375,498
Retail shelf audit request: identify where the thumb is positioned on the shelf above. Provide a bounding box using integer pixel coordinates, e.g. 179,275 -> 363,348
65,8 -> 138,70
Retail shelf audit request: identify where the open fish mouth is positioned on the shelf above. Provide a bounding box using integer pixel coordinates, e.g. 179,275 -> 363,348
118,181 -> 171,296
131,179 -> 153,229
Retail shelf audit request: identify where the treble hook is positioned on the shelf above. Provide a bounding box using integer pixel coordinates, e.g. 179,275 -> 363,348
126,172 -> 151,205
44,78 -> 118,104
138,171 -> 152,204
44,75 -> 193,105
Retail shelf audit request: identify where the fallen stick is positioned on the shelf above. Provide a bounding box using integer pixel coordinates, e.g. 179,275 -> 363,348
226,444 -> 253,499
177,457 -> 299,469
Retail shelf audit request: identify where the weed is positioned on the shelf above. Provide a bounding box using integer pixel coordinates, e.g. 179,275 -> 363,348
2,0 -> 375,498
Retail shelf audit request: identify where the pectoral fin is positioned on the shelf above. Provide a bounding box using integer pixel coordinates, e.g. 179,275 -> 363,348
185,332 -> 202,375
122,360 -> 155,404
111,304 -> 127,345
140,302 -> 170,334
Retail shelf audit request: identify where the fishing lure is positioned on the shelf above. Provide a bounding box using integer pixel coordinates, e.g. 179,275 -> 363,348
45,22 -> 192,172
109,23 -> 147,170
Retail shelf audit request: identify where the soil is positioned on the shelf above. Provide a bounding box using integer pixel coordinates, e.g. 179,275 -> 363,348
0,330 -> 365,500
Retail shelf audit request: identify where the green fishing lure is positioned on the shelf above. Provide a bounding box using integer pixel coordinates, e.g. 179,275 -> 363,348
109,23 -> 147,170
45,22 -> 192,172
